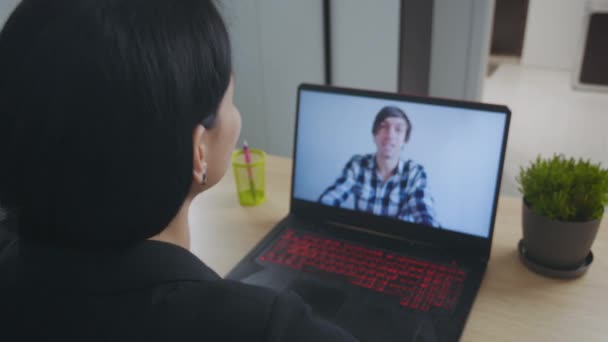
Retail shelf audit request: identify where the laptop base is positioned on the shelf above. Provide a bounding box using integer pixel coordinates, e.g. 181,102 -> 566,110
227,216 -> 485,342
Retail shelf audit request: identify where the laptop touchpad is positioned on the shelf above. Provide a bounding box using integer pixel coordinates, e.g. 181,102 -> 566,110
335,296 -> 439,342
287,276 -> 347,320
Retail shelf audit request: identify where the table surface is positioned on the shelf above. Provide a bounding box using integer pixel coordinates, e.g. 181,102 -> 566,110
189,154 -> 608,342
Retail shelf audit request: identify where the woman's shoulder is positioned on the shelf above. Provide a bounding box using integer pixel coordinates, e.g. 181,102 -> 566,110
0,212 -> 17,253
138,278 -> 276,339
164,279 -> 356,341
173,278 -> 279,312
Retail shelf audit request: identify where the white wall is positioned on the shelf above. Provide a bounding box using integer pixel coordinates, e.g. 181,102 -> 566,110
0,0 -> 19,27
521,0 -> 586,70
430,0 -> 495,101
331,0 -> 401,92
330,0 -> 496,101
223,0 -> 496,156
221,0 -> 325,157
221,2 -> 269,153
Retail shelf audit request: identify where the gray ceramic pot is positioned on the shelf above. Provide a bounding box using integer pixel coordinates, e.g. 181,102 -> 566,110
522,201 -> 601,269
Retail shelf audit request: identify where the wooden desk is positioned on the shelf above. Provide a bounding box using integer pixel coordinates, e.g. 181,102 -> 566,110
189,155 -> 608,342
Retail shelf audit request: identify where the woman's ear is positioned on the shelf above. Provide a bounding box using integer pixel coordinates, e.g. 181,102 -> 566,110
192,124 -> 207,185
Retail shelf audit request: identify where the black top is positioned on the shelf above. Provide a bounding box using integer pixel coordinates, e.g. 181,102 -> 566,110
0,233 -> 356,341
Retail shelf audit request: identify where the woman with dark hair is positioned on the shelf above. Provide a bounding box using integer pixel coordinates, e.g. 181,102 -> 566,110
0,0 -> 356,340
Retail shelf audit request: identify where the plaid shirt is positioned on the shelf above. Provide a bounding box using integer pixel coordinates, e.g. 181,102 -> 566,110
319,154 -> 439,227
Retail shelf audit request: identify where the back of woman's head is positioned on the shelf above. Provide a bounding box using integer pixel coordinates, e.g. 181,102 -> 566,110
0,0 -> 232,247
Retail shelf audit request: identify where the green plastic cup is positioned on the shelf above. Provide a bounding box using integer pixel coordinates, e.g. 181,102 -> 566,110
232,148 -> 266,206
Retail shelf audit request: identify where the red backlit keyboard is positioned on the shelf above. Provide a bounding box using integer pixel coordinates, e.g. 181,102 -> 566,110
258,229 -> 467,313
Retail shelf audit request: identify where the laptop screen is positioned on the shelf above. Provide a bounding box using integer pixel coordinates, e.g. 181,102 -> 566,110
292,87 -> 508,239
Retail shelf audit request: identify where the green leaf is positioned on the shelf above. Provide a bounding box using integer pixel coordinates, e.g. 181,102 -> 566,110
517,154 -> 608,221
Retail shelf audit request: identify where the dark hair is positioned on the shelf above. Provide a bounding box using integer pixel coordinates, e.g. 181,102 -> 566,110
0,0 -> 232,247
371,106 -> 412,142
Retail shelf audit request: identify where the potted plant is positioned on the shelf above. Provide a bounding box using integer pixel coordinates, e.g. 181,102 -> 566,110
516,155 -> 608,278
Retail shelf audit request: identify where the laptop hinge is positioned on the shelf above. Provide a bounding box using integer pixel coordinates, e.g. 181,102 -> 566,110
325,219 -> 492,266
323,219 -> 439,250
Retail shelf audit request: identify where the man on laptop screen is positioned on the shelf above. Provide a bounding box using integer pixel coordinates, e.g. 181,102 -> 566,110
319,106 -> 439,227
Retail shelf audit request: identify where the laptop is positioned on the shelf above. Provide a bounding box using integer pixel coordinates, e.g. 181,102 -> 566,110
227,84 -> 511,342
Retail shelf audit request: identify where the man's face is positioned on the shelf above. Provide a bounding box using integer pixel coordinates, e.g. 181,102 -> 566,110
374,117 -> 408,159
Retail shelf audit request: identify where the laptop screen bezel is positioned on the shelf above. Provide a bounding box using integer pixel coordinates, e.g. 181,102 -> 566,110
289,83 -> 511,260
